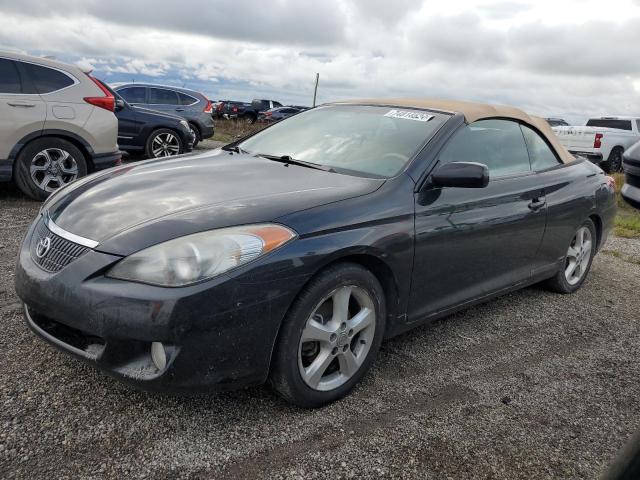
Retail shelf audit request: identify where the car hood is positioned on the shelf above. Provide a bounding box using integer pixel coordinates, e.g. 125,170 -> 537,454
46,151 -> 384,255
130,105 -> 185,122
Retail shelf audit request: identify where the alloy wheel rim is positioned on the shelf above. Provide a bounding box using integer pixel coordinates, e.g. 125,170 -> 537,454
151,133 -> 180,157
298,285 -> 376,392
30,148 -> 78,192
565,226 -> 593,285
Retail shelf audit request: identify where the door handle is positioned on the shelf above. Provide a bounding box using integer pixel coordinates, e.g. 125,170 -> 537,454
7,102 -> 36,108
528,197 -> 546,211
175,108 -> 185,112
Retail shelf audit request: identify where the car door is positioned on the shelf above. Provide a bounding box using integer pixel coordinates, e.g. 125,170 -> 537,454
519,123 -> 592,276
0,58 -> 46,174
408,119 -> 547,322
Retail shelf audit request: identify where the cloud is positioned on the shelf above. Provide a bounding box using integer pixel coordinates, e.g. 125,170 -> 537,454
0,0 -> 347,46
0,0 -> 639,120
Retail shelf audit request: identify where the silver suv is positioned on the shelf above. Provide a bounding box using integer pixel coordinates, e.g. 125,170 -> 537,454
0,51 -> 121,200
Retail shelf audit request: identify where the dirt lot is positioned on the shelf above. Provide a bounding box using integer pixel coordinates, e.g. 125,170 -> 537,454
1,179 -> 639,479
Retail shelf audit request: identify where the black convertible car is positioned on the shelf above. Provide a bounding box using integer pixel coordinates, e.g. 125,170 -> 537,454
15,99 -> 616,407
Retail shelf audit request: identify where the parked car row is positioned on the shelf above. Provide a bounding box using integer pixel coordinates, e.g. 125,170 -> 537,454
215,99 -> 284,123
258,105 -> 309,122
215,99 -> 309,123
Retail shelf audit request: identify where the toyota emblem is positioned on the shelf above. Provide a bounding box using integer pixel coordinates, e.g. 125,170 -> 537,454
36,237 -> 51,258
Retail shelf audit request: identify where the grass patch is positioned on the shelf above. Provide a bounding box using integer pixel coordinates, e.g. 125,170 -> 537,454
213,118 -> 267,143
612,173 -> 640,238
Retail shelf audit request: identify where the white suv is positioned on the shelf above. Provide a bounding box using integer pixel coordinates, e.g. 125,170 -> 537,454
0,51 -> 121,200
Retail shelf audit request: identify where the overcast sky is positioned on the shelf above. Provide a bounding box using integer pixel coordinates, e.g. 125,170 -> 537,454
1,0 -> 640,122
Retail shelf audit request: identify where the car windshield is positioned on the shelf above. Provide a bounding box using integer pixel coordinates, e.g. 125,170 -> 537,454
237,105 -> 450,177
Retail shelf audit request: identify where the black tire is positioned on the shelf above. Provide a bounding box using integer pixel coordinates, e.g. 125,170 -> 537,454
188,123 -> 200,148
601,147 -> 624,173
14,137 -> 87,201
243,113 -> 257,124
545,218 -> 597,294
145,128 -> 184,159
269,263 -> 386,408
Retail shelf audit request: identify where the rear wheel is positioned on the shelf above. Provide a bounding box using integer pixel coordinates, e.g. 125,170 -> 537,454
188,123 -> 200,148
269,263 -> 386,408
14,137 -> 87,201
602,147 -> 623,173
145,129 -> 183,158
545,219 -> 596,293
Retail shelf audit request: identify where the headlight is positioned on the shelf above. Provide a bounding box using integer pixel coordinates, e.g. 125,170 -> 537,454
107,224 -> 296,287
180,120 -> 190,130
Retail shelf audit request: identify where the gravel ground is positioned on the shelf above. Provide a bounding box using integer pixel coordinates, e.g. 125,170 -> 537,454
1,180 -> 639,479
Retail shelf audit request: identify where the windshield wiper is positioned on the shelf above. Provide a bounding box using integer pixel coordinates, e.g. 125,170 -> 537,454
256,154 -> 335,172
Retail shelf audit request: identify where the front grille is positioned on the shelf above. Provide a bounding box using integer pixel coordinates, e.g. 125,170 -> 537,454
30,218 -> 90,273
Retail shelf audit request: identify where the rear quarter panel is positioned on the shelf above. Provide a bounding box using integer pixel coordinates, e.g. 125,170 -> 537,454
536,160 -> 614,267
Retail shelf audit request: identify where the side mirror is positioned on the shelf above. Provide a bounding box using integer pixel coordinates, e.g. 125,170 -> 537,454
115,99 -> 125,111
431,162 -> 489,189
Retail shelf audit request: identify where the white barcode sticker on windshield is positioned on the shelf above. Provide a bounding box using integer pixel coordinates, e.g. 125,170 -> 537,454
384,110 -> 434,122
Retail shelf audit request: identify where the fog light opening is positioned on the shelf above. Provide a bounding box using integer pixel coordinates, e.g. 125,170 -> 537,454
151,342 -> 167,371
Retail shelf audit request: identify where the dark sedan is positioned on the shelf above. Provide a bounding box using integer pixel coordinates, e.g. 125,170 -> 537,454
15,99 -> 616,408
622,141 -> 640,209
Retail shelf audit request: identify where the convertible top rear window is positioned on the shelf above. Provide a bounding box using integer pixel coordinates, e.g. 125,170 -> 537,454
238,105 -> 450,177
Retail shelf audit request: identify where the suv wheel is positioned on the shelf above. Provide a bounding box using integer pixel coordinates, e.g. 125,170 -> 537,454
145,129 -> 183,158
269,263 -> 386,408
188,123 -> 200,148
14,137 -> 87,201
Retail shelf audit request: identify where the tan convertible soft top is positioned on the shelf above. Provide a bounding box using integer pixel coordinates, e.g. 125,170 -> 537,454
339,98 -> 574,164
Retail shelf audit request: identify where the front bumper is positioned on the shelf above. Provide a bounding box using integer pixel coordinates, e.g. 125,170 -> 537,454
15,217 -> 310,393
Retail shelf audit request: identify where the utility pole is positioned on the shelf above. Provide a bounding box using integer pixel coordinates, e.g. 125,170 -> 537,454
312,73 -> 319,107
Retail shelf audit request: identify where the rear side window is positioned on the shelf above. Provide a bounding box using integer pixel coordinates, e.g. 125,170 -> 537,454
521,125 -> 561,171
0,58 -> 22,94
439,119 -> 531,177
177,92 -> 197,106
586,119 -> 632,131
149,88 -> 178,105
22,63 -> 74,94
118,87 -> 146,104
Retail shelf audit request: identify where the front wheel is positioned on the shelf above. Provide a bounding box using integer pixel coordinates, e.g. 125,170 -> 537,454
14,137 -> 87,201
269,263 -> 386,408
145,129 -> 184,158
545,219 -> 596,293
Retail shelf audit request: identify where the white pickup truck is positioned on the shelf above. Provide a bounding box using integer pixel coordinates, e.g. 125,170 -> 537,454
553,117 -> 640,173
